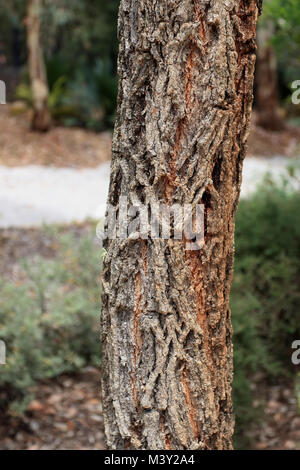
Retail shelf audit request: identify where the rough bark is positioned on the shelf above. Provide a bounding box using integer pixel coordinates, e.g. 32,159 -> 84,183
101,0 -> 261,450
26,0 -> 51,132
255,19 -> 284,131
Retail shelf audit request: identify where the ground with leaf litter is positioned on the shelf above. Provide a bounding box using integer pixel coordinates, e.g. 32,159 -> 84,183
0,368 -> 105,450
0,369 -> 299,450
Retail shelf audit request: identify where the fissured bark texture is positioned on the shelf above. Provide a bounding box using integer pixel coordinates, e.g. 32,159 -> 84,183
101,0 -> 261,450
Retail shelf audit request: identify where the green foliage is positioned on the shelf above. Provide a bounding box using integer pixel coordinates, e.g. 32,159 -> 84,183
0,229 -> 101,414
40,0 -> 119,70
232,175 -> 300,448
15,82 -> 33,105
0,0 -> 120,130
45,57 -> 74,91
60,60 -> 118,130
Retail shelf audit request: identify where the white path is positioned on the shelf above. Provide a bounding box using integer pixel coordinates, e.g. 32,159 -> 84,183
0,157 -> 297,228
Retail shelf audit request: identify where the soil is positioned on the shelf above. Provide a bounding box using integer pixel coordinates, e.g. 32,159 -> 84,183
0,369 -> 299,450
248,117 -> 300,158
0,105 -> 111,168
250,379 -> 300,450
0,105 -> 300,169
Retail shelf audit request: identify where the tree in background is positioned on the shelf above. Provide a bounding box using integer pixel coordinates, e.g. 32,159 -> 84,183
26,0 -> 51,132
101,0 -> 262,450
256,15 -> 284,130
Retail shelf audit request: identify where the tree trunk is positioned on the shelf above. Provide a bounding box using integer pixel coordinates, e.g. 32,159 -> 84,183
255,20 -> 284,131
26,0 -> 51,132
101,0 -> 261,450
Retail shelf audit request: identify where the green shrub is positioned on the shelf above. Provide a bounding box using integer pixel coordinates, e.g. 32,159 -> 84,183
57,60 -> 118,131
15,59 -> 118,131
0,229 -> 101,414
232,176 -> 300,448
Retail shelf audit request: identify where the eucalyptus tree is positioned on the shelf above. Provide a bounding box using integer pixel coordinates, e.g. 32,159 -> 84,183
101,0 -> 262,450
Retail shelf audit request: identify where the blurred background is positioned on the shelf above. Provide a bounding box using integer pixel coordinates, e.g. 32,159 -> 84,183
0,0 -> 300,450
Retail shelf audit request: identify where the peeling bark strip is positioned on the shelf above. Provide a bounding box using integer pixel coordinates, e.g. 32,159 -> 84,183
26,0 -> 51,132
101,0 -> 261,450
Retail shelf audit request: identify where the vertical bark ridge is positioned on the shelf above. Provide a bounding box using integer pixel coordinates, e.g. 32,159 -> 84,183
101,0 -> 260,450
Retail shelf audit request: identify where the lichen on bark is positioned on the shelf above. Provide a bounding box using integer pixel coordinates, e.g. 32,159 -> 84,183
101,0 -> 261,450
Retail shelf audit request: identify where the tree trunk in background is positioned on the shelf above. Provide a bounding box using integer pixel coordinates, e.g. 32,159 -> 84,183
101,0 -> 261,450
256,20 -> 284,131
26,0 -> 51,132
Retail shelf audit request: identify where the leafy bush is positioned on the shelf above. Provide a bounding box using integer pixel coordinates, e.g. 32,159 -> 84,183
15,59 -> 118,131
15,63 -> 74,123
0,229 -> 101,414
232,175 -> 300,447
61,60 -> 118,131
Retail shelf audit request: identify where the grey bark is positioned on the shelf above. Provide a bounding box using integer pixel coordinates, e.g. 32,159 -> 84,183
101,0 -> 261,450
27,0 -> 51,132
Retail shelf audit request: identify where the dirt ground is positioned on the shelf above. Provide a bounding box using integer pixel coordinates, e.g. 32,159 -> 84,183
0,105 -> 111,168
0,370 -> 299,450
0,105 -> 300,169
0,369 -> 299,450
0,368 -> 105,450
